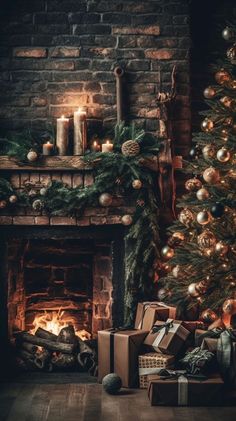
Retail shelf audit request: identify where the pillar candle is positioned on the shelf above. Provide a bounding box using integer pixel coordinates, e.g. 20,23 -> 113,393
101,140 -> 113,153
73,108 -> 87,155
42,141 -> 54,156
91,140 -> 101,152
56,115 -> 69,156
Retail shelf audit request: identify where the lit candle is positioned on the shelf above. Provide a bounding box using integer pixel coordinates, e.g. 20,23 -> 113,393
42,140 -> 54,156
91,140 -> 101,152
73,108 -> 87,155
56,115 -> 69,156
101,140 -> 113,153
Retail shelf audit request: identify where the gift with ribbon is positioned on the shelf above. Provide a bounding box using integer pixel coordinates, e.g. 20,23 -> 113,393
147,369 -> 224,406
138,353 -> 174,388
135,302 -> 176,330
144,319 -> 190,355
98,328 -> 149,387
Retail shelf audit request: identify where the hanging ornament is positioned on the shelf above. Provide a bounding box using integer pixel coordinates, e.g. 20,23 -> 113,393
28,189 -> 37,198
157,288 -> 168,301
185,178 -> 202,192
229,79 -> 236,90
220,260 -> 231,272
215,241 -> 228,256
197,230 -> 216,250
40,187 -> 47,196
27,150 -> 38,162
222,26 -> 235,41
228,169 -> 236,179
203,86 -> 216,99
121,214 -> 133,226
196,187 -> 210,201
189,146 -> 200,160
216,147 -> 231,162
203,167 -> 220,184
196,210 -> 211,225
162,263 -> 172,273
121,140 -> 140,157
32,199 -> 43,211
220,128 -> 229,142
201,118 -> 214,133
222,299 -> 236,315
9,195 -> 18,204
168,231 -> 185,247
220,96 -> 233,108
0,200 -> 7,209
132,179 -> 142,190
210,202 -> 225,218
200,309 -> 218,324
215,69 -> 231,85
226,43 -> 236,62
178,208 -> 194,227
99,193 -> 113,207
188,283 -> 199,297
224,117 -> 233,127
202,144 -> 215,160
161,245 -> 174,260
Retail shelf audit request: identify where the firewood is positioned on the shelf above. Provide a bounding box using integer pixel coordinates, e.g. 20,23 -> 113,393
34,349 -> 52,370
35,327 -> 58,342
21,342 -> 38,354
18,350 -> 36,370
14,331 -> 75,354
51,353 -> 76,369
57,325 -> 77,346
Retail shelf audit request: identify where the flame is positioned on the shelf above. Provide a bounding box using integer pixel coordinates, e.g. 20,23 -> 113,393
30,310 -> 91,341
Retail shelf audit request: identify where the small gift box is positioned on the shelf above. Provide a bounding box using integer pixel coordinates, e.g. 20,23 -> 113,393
138,353 -> 174,389
135,302 -> 176,331
144,319 -> 190,355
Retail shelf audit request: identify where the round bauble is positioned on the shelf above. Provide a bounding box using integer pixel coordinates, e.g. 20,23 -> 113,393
196,188 -> 210,201
178,208 -> 194,227
201,118 -> 214,133
121,140 -> 140,157
102,373 -> 122,395
226,43 -> 236,62
185,178 -> 202,192
200,309 -> 218,324
188,283 -> 199,297
220,96 -> 233,108
0,200 -> 7,209
203,86 -> 216,99
121,214 -> 133,226
189,146 -> 200,160
40,187 -> 47,196
222,299 -> 236,315
9,195 -> 18,204
196,210 -> 211,225
216,147 -> 230,162
210,202 -> 225,218
222,26 -> 235,41
132,179 -> 142,190
203,167 -> 220,184
197,230 -> 216,250
161,245 -> 174,260
28,189 -> 37,198
228,169 -> 236,179
215,241 -> 228,256
32,199 -> 43,211
99,193 -> 113,207
229,79 -> 236,90
202,144 -> 215,160
168,231 -> 185,247
215,69 -> 231,85
157,288 -> 168,301
27,150 -> 38,162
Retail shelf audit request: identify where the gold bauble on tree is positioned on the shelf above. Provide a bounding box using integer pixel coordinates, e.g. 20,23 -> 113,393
196,280 -> 208,295
216,147 -> 231,163
197,230 -> 216,250
121,214 -> 133,226
178,208 -> 194,227
161,245 -> 174,260
185,178 -> 202,192
215,68 -> 231,85
0,200 -> 7,209
220,96 -> 234,108
203,167 -> 220,184
215,241 -> 229,256
99,193 -> 113,207
196,187 -> 210,201
201,118 -> 214,133
229,79 -> 236,90
196,210 -> 211,225
203,86 -> 216,99
220,128 -> 229,141
121,140 -> 140,157
132,179 -> 142,189
202,144 -> 215,159
168,231 -> 185,247
188,283 -> 199,297
200,309 -> 218,324
226,43 -> 236,62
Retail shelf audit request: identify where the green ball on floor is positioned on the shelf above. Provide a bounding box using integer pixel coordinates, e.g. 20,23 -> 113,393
102,373 -> 122,394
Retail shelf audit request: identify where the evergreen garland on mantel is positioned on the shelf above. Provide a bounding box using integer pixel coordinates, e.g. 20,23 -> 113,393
0,122 -> 161,326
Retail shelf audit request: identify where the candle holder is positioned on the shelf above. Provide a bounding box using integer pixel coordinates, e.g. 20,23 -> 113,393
73,108 -> 87,155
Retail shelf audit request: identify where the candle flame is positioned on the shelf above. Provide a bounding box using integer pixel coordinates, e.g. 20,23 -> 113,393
47,141 -> 51,145
93,141 -> 97,146
106,140 -> 110,145
61,115 -> 65,119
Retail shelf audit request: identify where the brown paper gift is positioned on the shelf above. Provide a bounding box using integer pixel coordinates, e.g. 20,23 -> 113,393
148,373 -> 224,406
98,329 -> 148,388
144,319 -> 190,355
182,320 -> 205,333
135,302 -> 176,330
138,353 -> 174,389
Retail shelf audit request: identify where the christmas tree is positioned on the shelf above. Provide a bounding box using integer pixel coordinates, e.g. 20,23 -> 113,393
159,24 -> 236,328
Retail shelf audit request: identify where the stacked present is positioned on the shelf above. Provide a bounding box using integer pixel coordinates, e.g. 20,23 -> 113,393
97,301 -> 235,405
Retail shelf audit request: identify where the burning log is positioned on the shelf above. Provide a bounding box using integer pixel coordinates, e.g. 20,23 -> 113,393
57,325 -> 77,346
18,350 -> 36,370
52,353 -> 76,369
35,327 -> 58,342
20,342 -> 38,354
15,331 -> 76,354
77,338 -> 97,376
34,349 -> 52,370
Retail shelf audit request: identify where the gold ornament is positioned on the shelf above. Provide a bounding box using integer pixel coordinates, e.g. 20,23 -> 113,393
161,245 -> 174,260
121,140 -> 140,157
196,188 -> 210,201
132,179 -> 142,190
196,210 -> 211,225
188,283 -> 199,297
201,118 -> 214,133
168,231 -> 185,247
196,281 -> 208,295
200,309 -> 218,324
185,178 -> 202,192
202,144 -> 215,159
197,230 -> 216,250
220,128 -> 229,141
223,117 -> 233,126
220,96 -> 233,108
216,147 -> 231,162
9,195 -> 18,204
215,241 -> 228,256
203,167 -> 220,184
0,200 -> 7,209
222,299 -> 236,315
99,193 -> 113,207
27,150 -> 38,162
121,214 -> 133,226
222,26 -> 235,41
215,69 -> 231,85
178,208 -> 194,227
226,43 -> 236,62
203,86 -> 216,99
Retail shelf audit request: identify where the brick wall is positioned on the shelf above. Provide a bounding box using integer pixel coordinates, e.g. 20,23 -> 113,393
0,0 -> 191,156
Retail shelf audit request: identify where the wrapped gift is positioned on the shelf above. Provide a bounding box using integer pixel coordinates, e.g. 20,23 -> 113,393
138,353 -> 174,389
147,372 -> 224,406
182,320 -> 205,333
98,328 -> 148,388
135,302 -> 176,330
144,319 -> 190,355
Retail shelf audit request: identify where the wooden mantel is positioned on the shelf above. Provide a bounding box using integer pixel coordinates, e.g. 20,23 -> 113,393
0,156 -> 92,171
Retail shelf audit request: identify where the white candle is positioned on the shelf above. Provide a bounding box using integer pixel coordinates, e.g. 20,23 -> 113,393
56,115 -> 69,156
102,140 -> 113,153
42,141 -> 54,156
74,108 -> 87,155
91,140 -> 101,152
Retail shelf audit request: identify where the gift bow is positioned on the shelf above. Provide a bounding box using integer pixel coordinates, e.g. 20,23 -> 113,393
151,319 -> 174,335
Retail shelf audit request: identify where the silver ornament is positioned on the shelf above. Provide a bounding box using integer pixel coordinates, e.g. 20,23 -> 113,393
196,188 -> 210,201
216,147 -> 230,163
161,245 -> 174,260
188,283 -> 199,297
202,144 -> 215,159
196,210 -> 211,225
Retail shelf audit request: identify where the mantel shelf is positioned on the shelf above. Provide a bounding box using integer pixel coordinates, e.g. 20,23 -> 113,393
0,156 -> 92,171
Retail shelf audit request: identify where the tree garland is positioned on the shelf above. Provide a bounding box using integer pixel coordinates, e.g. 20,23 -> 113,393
0,123 -> 161,325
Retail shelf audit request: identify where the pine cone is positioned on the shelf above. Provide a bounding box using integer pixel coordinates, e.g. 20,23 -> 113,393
121,140 -> 140,157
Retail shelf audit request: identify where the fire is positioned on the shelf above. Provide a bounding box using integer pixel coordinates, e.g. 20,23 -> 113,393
30,310 -> 91,341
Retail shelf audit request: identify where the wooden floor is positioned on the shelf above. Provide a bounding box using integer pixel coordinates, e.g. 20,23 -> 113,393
0,379 -> 236,421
